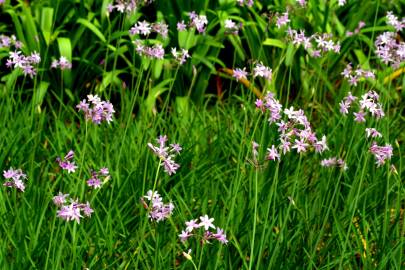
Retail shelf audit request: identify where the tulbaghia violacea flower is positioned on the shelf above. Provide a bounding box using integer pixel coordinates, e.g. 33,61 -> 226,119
56,150 -> 78,173
3,167 -> 27,192
130,21 -> 168,38
53,192 -> 69,206
224,19 -> 240,35
51,56 -> 72,70
237,0 -> 253,7
276,12 -> 290,28
179,215 -> 228,245
338,0 -> 346,6
148,135 -> 181,175
171,48 -> 190,65
6,51 -> 41,78
233,68 -> 248,81
386,11 -> 404,32
133,40 -> 165,59
107,0 -> 153,14
321,157 -> 347,170
87,167 -> 110,188
0,35 -> 22,49
365,128 -> 382,138
287,29 -> 340,56
141,190 -> 174,222
188,11 -> 208,33
255,93 -> 329,157
55,196 -> 94,224
369,142 -> 393,167
253,62 -> 272,81
296,0 -> 306,6
76,94 -> 115,124
341,63 -> 375,86
375,29 -> 405,67
339,91 -> 384,120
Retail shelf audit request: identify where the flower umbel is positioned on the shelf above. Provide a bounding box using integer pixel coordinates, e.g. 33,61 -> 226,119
3,167 -> 27,192
147,135 -> 182,175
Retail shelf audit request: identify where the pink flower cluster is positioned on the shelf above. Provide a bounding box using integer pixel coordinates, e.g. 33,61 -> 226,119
6,51 -> 41,78
148,135 -> 182,175
364,128 -> 392,167
287,29 -> 340,57
87,167 -> 110,189
224,19 -> 241,35
339,90 -> 384,122
130,20 -> 168,38
54,192 -> 93,224
386,11 -> 404,32
0,34 -> 23,49
107,0 -> 153,14
171,48 -> 190,65
236,0 -> 253,7
341,63 -> 375,86
176,12 -> 208,34
255,93 -> 328,158
51,56 -> 72,70
56,150 -> 78,173
233,62 -> 272,81
369,142 -> 393,167
179,215 -> 228,244
321,157 -> 347,170
133,41 -> 165,60
76,94 -> 115,124
276,12 -> 290,28
3,167 -> 27,192
141,190 -> 174,222
375,32 -> 405,68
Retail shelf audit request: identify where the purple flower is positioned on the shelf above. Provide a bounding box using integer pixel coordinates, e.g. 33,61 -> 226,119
353,111 -> 366,123
179,230 -> 191,242
321,157 -> 347,170
365,128 -> 382,138
233,68 -> 248,81
56,150 -> 78,173
213,228 -> 228,244
171,48 -> 190,65
51,56 -> 72,70
185,219 -> 201,232
177,20 -> 187,31
266,145 -> 280,161
53,192 -> 69,206
3,167 -> 27,192
276,12 -> 290,28
76,94 -> 115,124
253,62 -> 272,81
57,202 -> 82,224
199,215 -> 215,230
370,142 -> 393,167
292,139 -> 308,153
148,135 -> 181,175
142,190 -> 174,222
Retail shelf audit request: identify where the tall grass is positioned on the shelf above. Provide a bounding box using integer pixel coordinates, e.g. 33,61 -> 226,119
0,0 -> 404,269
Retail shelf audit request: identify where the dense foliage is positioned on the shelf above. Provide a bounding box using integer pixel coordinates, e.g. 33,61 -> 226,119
0,0 -> 404,269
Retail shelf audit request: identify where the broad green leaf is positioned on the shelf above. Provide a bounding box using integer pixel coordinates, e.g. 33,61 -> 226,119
77,18 -> 106,43
263,38 -> 286,49
40,7 -> 54,46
